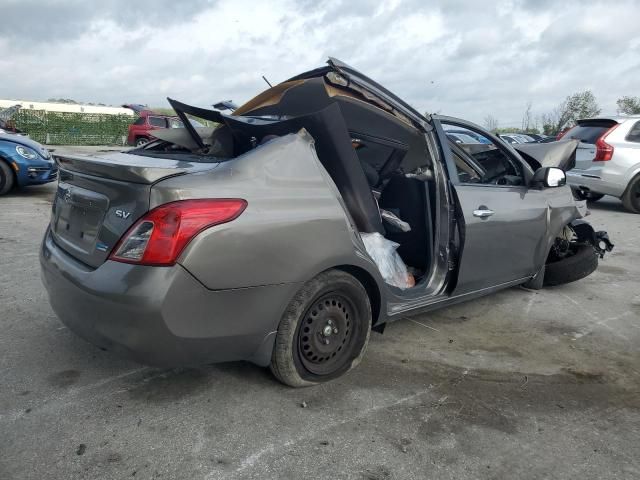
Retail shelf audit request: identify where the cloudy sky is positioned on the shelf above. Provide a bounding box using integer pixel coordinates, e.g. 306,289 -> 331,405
1,0 -> 639,127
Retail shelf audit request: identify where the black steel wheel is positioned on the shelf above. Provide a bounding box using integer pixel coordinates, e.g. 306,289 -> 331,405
297,293 -> 357,375
270,270 -> 371,387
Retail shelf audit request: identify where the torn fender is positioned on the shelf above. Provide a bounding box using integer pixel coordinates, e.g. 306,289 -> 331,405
514,139 -> 579,171
570,219 -> 615,258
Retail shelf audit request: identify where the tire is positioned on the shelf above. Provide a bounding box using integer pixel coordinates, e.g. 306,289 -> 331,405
270,270 -> 372,387
0,159 -> 15,195
621,176 -> 640,213
135,137 -> 149,147
572,189 -> 604,202
543,244 -> 598,287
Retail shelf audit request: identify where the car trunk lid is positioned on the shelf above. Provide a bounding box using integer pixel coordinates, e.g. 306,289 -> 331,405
51,151 -> 219,268
283,57 -> 432,132
563,119 -> 618,170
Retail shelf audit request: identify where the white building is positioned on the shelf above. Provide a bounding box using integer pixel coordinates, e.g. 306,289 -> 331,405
0,99 -> 134,116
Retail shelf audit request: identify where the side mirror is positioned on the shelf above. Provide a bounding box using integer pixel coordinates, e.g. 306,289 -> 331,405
531,167 -> 566,188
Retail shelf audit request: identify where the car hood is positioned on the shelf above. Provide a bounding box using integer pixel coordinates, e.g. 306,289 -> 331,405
513,139 -> 579,171
0,133 -> 51,159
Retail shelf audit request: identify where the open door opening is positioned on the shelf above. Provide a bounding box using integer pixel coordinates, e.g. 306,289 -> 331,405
143,72 -> 438,291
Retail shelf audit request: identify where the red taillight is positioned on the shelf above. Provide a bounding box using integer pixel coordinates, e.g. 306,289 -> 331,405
109,199 -> 247,266
594,124 -> 619,161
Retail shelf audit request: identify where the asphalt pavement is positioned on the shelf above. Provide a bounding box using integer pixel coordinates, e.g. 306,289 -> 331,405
1,178 -> 639,480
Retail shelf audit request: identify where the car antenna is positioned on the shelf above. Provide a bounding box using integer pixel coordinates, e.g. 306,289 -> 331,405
262,75 -> 273,88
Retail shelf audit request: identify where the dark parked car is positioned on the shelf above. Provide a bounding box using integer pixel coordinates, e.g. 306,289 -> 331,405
445,129 -> 491,144
0,104 -> 24,135
446,132 -> 480,144
499,133 -> 552,144
0,119 -> 24,135
41,59 -> 613,386
499,134 -> 521,145
524,133 -> 552,142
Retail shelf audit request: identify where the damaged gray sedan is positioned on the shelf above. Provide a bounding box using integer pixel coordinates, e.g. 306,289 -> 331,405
40,59 -> 613,386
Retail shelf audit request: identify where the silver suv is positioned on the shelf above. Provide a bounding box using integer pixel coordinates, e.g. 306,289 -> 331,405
564,116 -> 640,213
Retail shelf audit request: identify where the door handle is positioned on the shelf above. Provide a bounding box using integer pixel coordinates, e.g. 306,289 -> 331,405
473,208 -> 494,218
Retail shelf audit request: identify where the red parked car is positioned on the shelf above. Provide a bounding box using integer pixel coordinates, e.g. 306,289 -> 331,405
126,110 -> 183,147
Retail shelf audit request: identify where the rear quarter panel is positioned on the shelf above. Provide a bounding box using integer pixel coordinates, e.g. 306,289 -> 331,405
151,131 -> 384,291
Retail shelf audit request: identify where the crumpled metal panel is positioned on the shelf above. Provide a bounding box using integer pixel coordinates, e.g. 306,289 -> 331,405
514,139 -> 580,171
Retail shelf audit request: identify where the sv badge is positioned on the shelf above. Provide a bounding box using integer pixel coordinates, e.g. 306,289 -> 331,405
115,209 -> 132,220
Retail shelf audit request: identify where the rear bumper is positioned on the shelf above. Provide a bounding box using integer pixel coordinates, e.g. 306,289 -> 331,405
40,229 -> 300,367
566,165 -> 626,197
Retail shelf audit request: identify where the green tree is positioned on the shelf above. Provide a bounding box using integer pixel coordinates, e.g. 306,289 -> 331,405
616,96 -> 640,115
47,98 -> 79,104
541,90 -> 601,135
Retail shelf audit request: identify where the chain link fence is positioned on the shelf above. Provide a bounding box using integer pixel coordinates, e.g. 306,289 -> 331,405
13,110 -> 134,145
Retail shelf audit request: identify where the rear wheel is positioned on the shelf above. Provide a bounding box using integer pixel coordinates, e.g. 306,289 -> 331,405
0,160 -> 15,195
270,270 -> 371,387
621,176 -> 640,213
